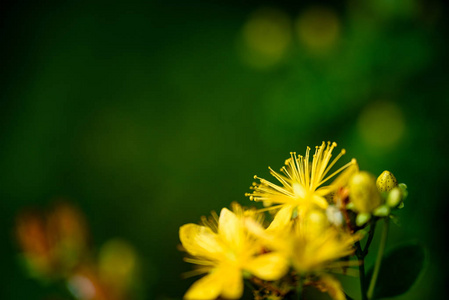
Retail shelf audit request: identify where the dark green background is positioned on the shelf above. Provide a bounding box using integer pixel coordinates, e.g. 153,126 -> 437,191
1,0 -> 448,299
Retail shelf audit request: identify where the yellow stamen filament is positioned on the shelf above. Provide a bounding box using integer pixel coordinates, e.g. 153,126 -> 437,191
319,159 -> 356,187
181,267 -> 211,278
247,142 -> 357,213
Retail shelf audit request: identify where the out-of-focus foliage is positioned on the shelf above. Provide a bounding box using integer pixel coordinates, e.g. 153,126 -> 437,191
14,202 -> 143,300
366,242 -> 426,299
0,0 -> 448,299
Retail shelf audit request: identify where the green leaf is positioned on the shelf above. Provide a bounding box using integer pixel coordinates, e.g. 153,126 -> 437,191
366,242 -> 426,299
302,285 -> 333,300
345,292 -> 355,300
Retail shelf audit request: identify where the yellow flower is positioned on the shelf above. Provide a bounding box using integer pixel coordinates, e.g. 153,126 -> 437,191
246,209 -> 361,275
243,204 -> 294,253
291,210 -> 360,274
179,203 -> 288,300
247,142 -> 357,224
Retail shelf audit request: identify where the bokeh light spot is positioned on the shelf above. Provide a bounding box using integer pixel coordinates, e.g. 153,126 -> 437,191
296,6 -> 341,54
357,101 -> 406,149
238,7 -> 292,69
68,274 -> 97,300
98,238 -> 139,291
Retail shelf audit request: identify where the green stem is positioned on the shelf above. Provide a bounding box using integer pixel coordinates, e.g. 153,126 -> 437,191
296,273 -> 305,300
363,220 -> 377,256
296,282 -> 303,300
356,242 -> 368,300
367,218 -> 389,299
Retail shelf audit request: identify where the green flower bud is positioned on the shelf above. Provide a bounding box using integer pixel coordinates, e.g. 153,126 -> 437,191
376,170 -> 398,192
387,187 -> 402,208
349,171 -> 382,213
356,212 -> 371,226
398,183 -> 408,200
373,205 -> 390,217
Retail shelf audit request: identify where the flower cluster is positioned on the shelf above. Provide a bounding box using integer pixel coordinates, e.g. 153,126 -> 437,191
179,142 -> 407,299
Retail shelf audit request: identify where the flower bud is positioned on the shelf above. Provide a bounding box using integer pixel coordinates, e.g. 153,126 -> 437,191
387,187 -> 402,208
398,183 -> 408,200
349,171 -> 382,213
373,205 -> 390,217
356,212 -> 371,226
376,170 -> 398,192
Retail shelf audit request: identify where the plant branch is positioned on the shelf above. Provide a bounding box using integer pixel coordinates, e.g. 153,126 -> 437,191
355,241 -> 368,300
362,219 -> 377,256
367,217 -> 389,299
296,276 -> 303,300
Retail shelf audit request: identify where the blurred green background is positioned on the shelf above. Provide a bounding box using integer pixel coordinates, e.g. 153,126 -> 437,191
1,0 -> 448,299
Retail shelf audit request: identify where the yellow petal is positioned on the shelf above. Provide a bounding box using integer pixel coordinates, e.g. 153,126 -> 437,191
179,224 -> 223,258
244,218 -> 274,245
218,208 -> 244,251
245,252 -> 289,281
313,275 -> 346,300
303,209 -> 329,238
184,266 -> 243,300
312,195 -> 329,209
267,205 -> 293,232
221,267 -> 244,299
184,271 -> 223,300
317,163 -> 359,196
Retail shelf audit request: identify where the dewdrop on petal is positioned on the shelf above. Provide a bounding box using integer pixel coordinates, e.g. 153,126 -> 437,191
376,170 -> 398,192
348,171 -> 382,214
